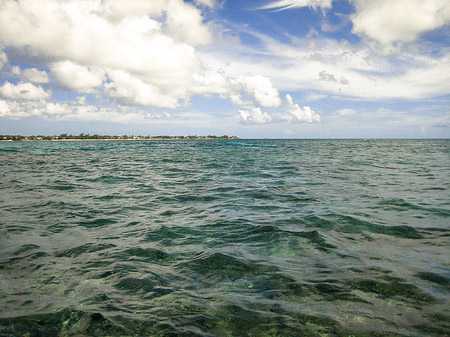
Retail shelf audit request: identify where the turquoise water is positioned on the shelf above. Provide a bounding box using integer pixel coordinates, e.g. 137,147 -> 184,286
0,139 -> 449,336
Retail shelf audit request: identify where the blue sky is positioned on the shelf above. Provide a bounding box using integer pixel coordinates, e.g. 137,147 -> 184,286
0,0 -> 449,138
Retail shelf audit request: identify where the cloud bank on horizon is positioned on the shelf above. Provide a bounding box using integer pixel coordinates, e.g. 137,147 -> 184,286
0,0 -> 449,137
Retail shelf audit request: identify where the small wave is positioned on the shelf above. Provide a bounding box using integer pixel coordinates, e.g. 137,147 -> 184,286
415,271 -> 450,289
144,225 -> 183,241
87,175 -> 135,184
306,214 -> 423,239
55,243 -> 116,258
350,276 -> 436,304
244,225 -> 336,251
115,276 -> 171,298
94,194 -> 127,200
0,148 -> 20,153
0,309 -> 127,337
379,198 -> 450,217
13,244 -> 41,256
180,252 -> 277,280
41,183 -> 77,191
78,218 -> 117,228
123,247 -> 173,262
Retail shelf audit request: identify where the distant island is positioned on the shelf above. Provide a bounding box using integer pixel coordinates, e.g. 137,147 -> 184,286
1,134 -> 239,141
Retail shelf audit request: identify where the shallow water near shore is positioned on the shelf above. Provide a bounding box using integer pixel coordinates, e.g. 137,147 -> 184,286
0,139 -> 449,336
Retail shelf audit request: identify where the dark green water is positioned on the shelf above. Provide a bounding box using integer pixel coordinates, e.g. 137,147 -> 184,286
0,139 -> 449,337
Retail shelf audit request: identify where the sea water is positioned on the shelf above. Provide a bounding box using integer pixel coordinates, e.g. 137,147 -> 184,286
0,139 -> 449,336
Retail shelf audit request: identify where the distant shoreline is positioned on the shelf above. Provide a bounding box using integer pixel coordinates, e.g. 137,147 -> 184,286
0,135 -> 239,141
1,136 -> 448,142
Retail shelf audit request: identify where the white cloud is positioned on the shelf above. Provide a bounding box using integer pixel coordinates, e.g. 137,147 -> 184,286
229,94 -> 245,106
236,75 -> 281,108
260,0 -> 450,50
239,108 -> 272,124
22,68 -> 49,83
260,0 -> 333,11
0,99 -> 43,118
0,0 -> 299,121
100,0 -> 167,20
203,30 -> 450,101
101,0 -> 212,45
238,95 -> 320,125
0,82 -> 51,100
194,0 -> 217,9
285,94 -> 320,123
51,61 -> 104,93
77,96 -> 86,105
0,98 -> 173,123
0,51 -> 7,71
145,111 -> 172,120
0,100 -> 9,115
0,0 -> 208,107
337,108 -> 357,116
8,66 -> 49,83
319,70 -> 349,84
192,70 -> 231,96
305,92 -> 328,101
45,102 -> 73,116
105,70 -> 179,108
11,65 -> 21,76
351,0 -> 450,49
192,71 -> 281,108
165,0 -> 212,45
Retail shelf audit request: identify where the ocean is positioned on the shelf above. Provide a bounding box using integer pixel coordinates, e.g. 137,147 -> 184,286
0,139 -> 449,337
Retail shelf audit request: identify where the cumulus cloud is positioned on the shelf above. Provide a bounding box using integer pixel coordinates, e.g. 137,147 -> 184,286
165,0 -> 212,45
351,0 -> 450,49
0,0 -> 309,123
0,99 -> 81,119
0,82 -> 51,100
192,70 -> 231,96
0,0 -> 208,107
0,51 -> 7,71
238,95 -> 321,125
0,99 -> 43,119
260,0 -> 333,11
260,0 -> 450,52
206,30 -> 450,100
22,68 -> 49,83
261,0 -> 450,50
235,75 -> 281,108
285,94 -> 320,123
10,66 -> 50,84
105,70 -> 179,108
99,0 -> 168,20
51,61 -> 104,93
10,66 -> 21,76
192,71 -> 281,108
0,98 -> 173,123
239,108 -> 272,124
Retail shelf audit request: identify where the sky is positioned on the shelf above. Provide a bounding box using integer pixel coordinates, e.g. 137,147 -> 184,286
0,0 -> 449,138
